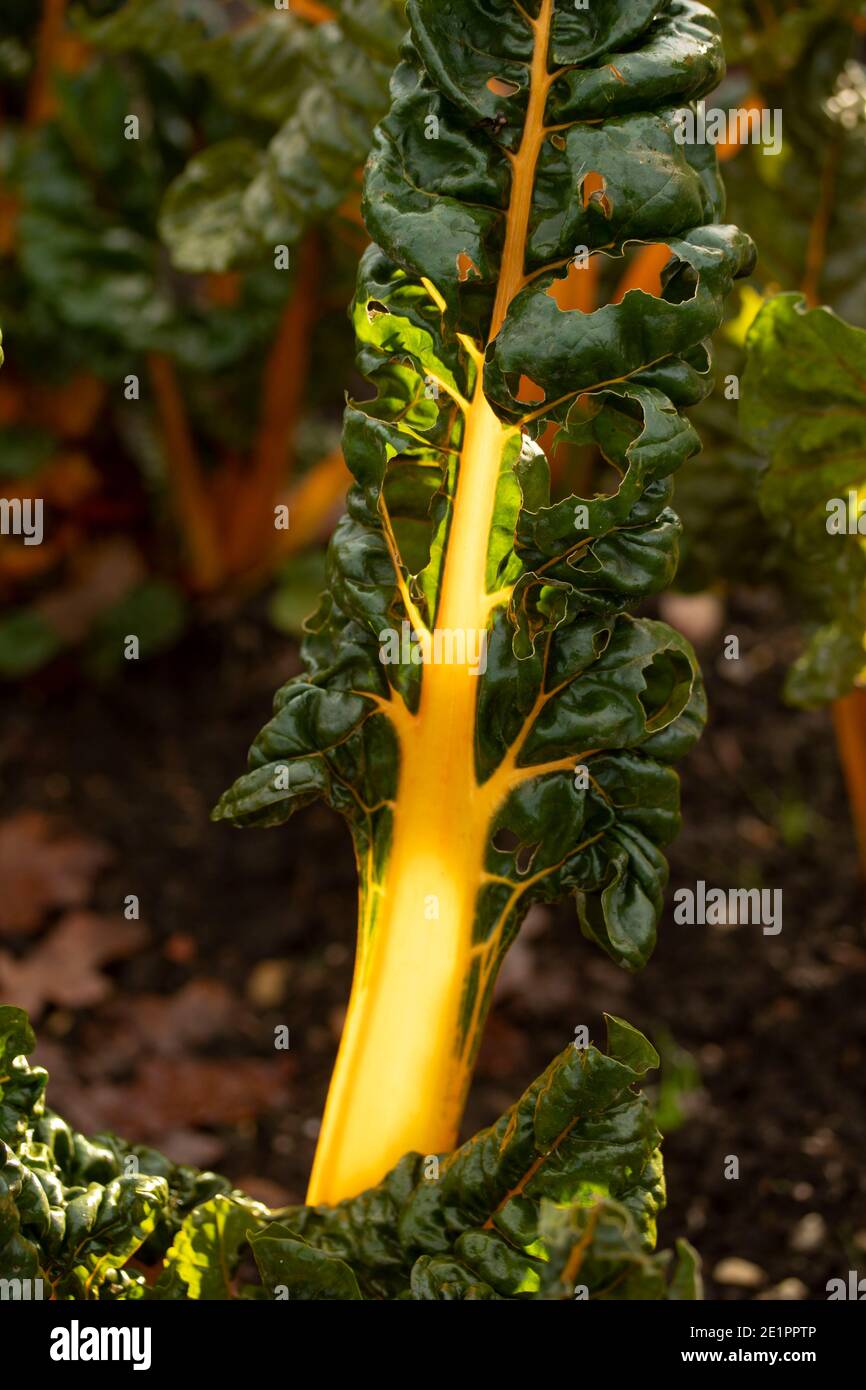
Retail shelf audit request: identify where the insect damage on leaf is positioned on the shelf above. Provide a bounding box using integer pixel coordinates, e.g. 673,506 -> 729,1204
215,0 -> 754,1205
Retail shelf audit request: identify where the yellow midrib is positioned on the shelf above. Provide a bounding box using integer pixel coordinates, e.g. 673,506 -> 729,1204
437,0 -> 555,636
306,0 -> 555,1205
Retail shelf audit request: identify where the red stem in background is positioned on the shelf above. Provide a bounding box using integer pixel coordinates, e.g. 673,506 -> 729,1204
26,0 -> 67,126
147,353 -> 223,594
226,236 -> 320,576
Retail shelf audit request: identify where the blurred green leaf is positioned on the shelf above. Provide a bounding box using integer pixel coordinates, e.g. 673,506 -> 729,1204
267,549 -> 327,637
0,611 -> 63,679
84,578 -> 189,679
741,293 -> 866,704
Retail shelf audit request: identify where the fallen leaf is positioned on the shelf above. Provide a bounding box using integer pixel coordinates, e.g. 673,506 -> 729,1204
59,1056 -> 294,1139
80,979 -> 236,1072
789,1212 -> 826,1253
0,812 -> 111,935
0,911 -> 147,1018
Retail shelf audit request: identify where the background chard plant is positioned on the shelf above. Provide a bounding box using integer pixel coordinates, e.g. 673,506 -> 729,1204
673,1 -> 866,871
0,0 -> 405,676
215,0 -> 754,1207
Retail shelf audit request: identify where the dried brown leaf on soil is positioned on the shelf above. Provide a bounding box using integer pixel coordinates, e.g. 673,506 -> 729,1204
54,1055 -> 295,1142
76,979 -> 238,1073
0,811 -> 111,934
0,910 -> 146,1017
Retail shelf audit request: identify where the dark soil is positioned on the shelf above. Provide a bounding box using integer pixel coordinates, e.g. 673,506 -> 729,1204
1,587 -> 864,1300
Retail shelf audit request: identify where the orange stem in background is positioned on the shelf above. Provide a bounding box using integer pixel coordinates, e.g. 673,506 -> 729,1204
31,373 -> 106,439
227,236 -> 320,576
26,0 -> 67,126
611,242 -> 672,303
546,243 -> 669,496
0,192 -> 19,255
147,353 -> 223,593
284,0 -> 335,22
801,141 -> 841,309
833,689 -> 866,879
336,191 -> 365,230
274,447 -> 350,558
539,207 -> 602,492
205,272 -> 242,309
717,94 -> 764,162
550,255 -> 600,314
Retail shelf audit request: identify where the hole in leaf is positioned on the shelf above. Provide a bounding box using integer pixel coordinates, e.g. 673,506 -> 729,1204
366,299 -> 389,319
456,251 -> 480,282
639,647 -> 694,732
487,75 -> 520,97
580,170 -> 612,217
492,827 -> 521,853
515,842 -> 540,875
610,243 -> 671,302
382,457 -> 441,576
515,374 -> 546,404
546,258 -> 598,313
550,133 -> 566,151
592,625 -> 613,659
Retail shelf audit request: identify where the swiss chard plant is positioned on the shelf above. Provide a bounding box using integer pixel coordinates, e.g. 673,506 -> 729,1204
215,0 -> 753,1205
0,0 -> 753,1299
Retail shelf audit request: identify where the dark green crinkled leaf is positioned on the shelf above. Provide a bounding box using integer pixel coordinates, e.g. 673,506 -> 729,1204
0,1007 -> 698,1301
0,1006 -> 236,1298
250,1224 -> 363,1301
485,227 -> 755,425
284,1013 -> 696,1299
